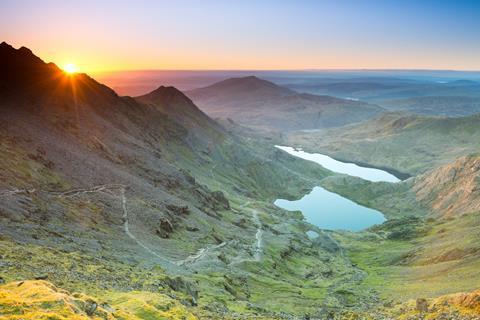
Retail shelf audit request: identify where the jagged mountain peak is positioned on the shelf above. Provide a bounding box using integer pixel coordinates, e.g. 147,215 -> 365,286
0,41 -> 50,69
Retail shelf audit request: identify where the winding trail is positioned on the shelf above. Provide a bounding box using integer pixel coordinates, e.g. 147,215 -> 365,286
1,184 -> 177,265
177,241 -> 228,266
1,185 -> 264,267
229,201 -> 264,265
252,210 -> 263,261
119,187 -> 174,265
209,163 -> 218,179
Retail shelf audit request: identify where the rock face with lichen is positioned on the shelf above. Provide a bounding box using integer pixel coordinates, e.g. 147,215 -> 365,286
414,154 -> 480,217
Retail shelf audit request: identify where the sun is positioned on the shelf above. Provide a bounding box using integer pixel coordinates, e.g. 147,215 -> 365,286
63,63 -> 79,74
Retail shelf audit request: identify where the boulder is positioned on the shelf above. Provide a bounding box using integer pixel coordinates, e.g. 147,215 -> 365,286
156,217 -> 174,238
211,191 -> 230,210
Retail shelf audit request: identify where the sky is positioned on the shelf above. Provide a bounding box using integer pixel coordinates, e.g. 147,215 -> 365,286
1,0 -> 480,73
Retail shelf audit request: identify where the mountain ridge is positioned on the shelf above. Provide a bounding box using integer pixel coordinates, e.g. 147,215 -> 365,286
186,76 -> 384,131
1,43 -> 366,318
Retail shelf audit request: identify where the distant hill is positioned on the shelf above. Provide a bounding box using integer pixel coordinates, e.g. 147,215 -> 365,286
380,96 -> 480,117
186,76 -> 384,131
286,112 -> 480,175
285,77 -> 480,117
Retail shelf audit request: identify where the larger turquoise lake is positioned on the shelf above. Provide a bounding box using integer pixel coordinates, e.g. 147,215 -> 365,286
275,146 -> 401,231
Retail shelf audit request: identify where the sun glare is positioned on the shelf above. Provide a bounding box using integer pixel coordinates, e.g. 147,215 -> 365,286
63,63 -> 79,74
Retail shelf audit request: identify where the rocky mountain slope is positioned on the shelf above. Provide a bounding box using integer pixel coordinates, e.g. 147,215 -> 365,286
413,154 -> 480,218
186,76 -> 384,131
0,42 -> 379,318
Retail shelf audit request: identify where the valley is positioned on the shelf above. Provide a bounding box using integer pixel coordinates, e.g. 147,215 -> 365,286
1,41 -> 480,320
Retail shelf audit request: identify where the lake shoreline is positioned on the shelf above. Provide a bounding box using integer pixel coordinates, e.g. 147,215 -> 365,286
289,146 -> 412,181
274,146 -> 400,231
326,156 -> 412,181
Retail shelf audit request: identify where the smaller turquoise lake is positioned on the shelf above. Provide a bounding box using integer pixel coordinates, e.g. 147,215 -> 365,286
275,186 -> 386,231
274,146 -> 401,231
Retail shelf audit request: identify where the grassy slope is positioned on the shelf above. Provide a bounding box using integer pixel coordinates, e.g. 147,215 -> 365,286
336,212 -> 480,303
286,112 -> 480,176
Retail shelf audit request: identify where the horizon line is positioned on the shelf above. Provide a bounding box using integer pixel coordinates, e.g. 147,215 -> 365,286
91,67 -> 480,75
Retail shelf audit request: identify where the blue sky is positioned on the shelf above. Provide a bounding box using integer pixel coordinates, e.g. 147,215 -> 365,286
1,0 -> 479,71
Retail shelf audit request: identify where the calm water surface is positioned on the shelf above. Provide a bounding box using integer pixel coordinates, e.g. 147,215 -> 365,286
275,186 -> 385,231
275,146 -> 400,183
275,146 -> 400,231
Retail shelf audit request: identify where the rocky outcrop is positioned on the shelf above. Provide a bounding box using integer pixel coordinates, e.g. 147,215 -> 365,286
163,276 -> 198,306
156,217 -> 174,238
166,204 -> 190,215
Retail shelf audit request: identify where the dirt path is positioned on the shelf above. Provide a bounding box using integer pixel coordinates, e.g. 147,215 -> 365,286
177,241 -> 229,266
229,201 -> 264,265
1,185 -> 263,267
118,187 -> 176,265
252,210 -> 263,261
209,163 -> 218,179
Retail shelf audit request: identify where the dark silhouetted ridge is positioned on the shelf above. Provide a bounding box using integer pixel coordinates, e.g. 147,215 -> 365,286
0,41 -> 118,108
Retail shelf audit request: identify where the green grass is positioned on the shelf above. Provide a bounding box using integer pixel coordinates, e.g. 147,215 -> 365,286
336,213 -> 480,302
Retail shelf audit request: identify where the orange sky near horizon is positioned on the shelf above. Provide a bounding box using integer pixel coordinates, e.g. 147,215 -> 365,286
2,1 -> 480,73
4,39 -> 476,75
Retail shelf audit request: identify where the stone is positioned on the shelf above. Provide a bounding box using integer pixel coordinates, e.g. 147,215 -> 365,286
211,191 -> 230,210
84,299 -> 97,316
164,276 -> 198,306
416,298 -> 429,313
156,217 -> 174,238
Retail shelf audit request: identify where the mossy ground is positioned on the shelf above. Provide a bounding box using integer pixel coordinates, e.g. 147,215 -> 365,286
335,213 -> 480,302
